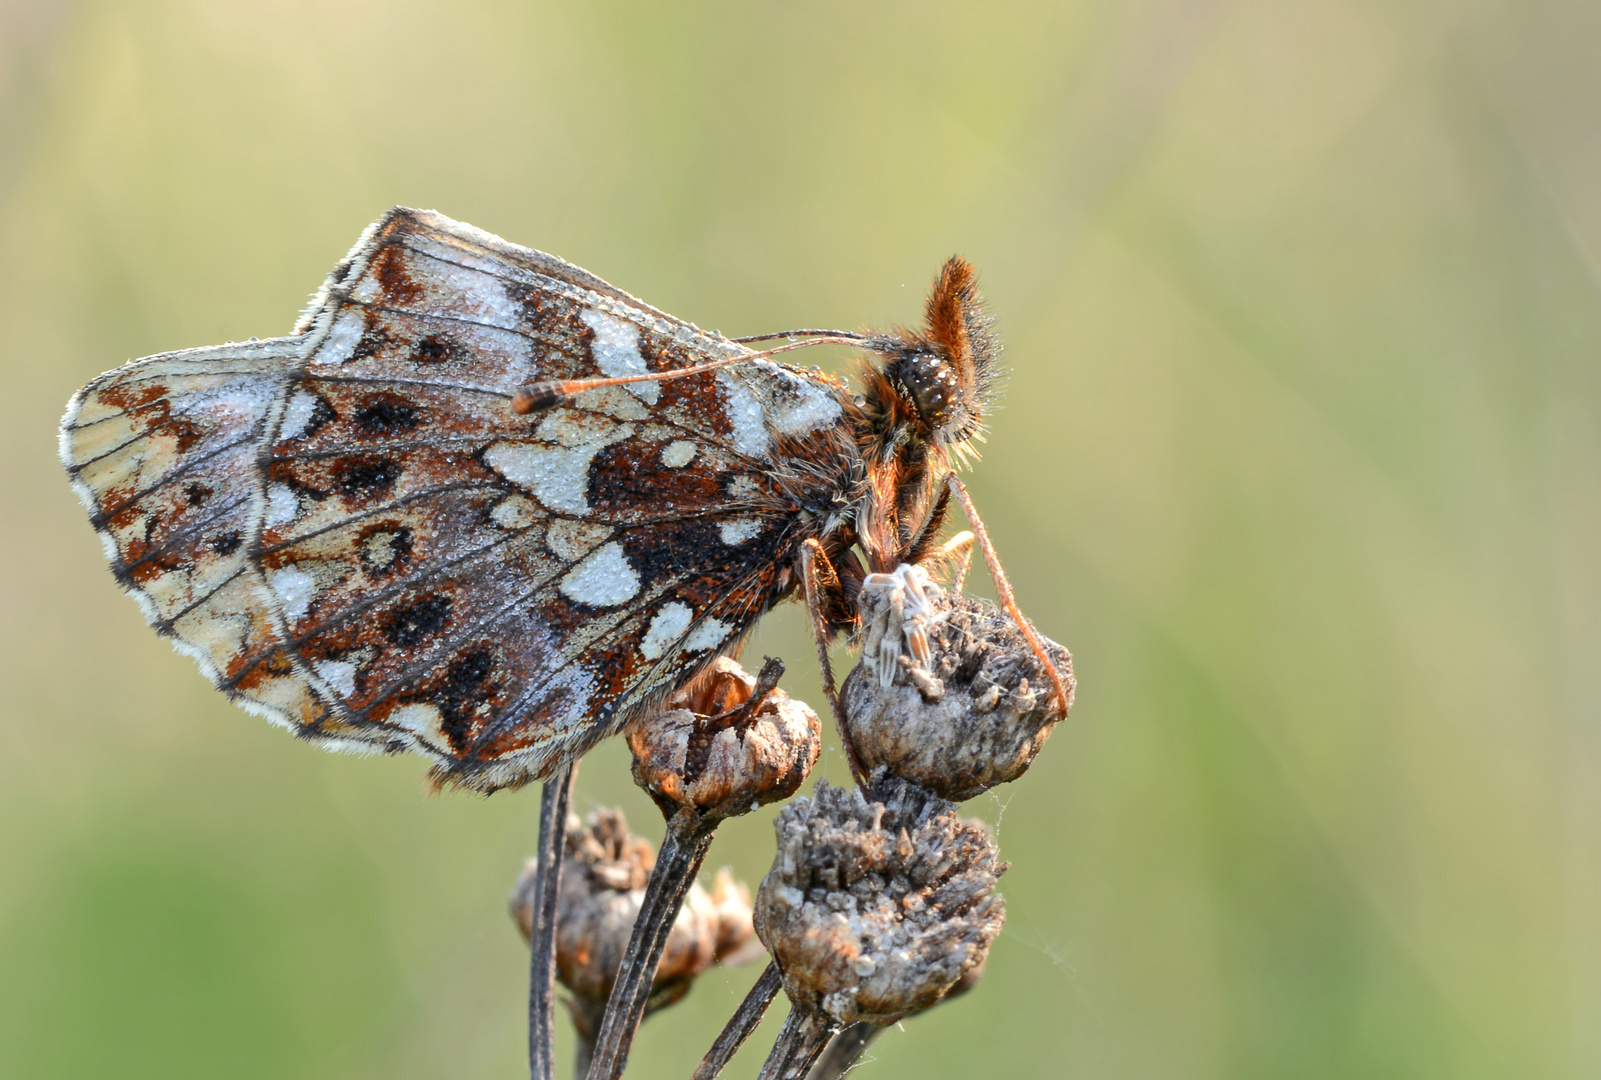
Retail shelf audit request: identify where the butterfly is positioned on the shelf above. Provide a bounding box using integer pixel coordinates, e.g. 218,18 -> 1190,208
59,208 -> 1067,793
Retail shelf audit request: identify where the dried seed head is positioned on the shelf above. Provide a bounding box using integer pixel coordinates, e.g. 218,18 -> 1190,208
627,657 -> 821,821
753,778 -> 1006,1027
946,954 -> 986,1000
841,564 -> 1074,802
809,957 -> 988,1080
509,809 -> 756,1038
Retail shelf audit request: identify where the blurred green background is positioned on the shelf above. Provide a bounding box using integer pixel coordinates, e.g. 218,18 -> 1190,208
2,0 -> 1598,1076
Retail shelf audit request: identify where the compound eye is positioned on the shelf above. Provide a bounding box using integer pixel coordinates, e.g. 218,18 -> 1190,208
896,353 -> 960,431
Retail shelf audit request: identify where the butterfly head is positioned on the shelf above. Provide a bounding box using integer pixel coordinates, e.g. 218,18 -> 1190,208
864,256 -> 1001,450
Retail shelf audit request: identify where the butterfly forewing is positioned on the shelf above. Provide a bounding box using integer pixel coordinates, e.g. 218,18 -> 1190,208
62,208 -> 855,790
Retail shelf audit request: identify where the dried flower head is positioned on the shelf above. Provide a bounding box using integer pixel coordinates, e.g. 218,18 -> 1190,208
628,657 -> 821,821
753,778 -> 1005,1028
509,809 -> 757,1039
841,564 -> 1074,801
807,954 -> 987,1080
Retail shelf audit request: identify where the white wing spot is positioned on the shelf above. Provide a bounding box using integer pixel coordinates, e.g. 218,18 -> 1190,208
579,384 -> 651,422
546,519 -> 613,561
361,530 -> 407,571
279,391 -> 321,441
683,617 -> 732,652
265,483 -> 300,526
719,518 -> 762,545
314,659 -> 357,698
558,541 -> 640,608
490,495 -> 539,529
388,702 -> 447,747
483,422 -> 633,516
718,371 -> 770,458
267,566 -> 316,623
767,372 -> 843,435
536,409 -> 623,448
580,308 -> 658,404
312,308 -> 366,366
640,601 -> 695,660
661,440 -> 697,468
456,269 -> 523,329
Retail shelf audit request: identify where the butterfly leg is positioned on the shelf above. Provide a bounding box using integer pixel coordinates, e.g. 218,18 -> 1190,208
528,760 -> 577,1080
944,476 -> 1073,717
798,538 -> 868,786
927,529 -> 975,593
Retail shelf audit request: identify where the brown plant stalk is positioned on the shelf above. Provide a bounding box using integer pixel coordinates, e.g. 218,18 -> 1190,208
584,657 -> 819,1080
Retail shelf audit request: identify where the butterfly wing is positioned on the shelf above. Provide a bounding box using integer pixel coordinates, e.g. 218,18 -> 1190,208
62,207 -> 857,790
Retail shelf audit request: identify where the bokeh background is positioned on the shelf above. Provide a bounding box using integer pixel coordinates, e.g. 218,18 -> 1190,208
2,0 -> 1598,1076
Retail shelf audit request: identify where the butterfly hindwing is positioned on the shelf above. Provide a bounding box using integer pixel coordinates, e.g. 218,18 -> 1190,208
60,340 -> 334,734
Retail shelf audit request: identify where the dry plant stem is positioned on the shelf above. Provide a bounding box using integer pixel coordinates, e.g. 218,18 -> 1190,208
715,656 -> 786,735
807,1023 -> 879,1080
572,1030 -> 595,1080
566,998 -> 606,1080
529,761 -> 577,1080
691,962 -> 783,1080
757,1010 -> 836,1080
584,814 -> 716,1080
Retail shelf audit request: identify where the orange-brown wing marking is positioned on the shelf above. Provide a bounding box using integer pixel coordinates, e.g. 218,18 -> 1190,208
269,210 -> 858,786
62,208 -> 861,790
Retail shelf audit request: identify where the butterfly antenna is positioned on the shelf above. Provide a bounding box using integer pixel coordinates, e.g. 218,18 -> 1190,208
731,328 -> 867,344
511,336 -> 860,414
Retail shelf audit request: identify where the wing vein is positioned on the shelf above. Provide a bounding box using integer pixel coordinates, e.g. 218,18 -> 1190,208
88,430 -> 265,524
221,527 -> 529,691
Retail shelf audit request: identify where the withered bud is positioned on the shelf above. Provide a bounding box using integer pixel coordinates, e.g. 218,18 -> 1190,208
841,563 -> 1074,801
808,956 -> 987,1080
509,809 -> 758,1039
628,657 -> 821,821
753,777 -> 1006,1028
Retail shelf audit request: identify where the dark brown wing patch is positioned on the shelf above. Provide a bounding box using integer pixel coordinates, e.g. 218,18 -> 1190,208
61,208 -> 860,791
